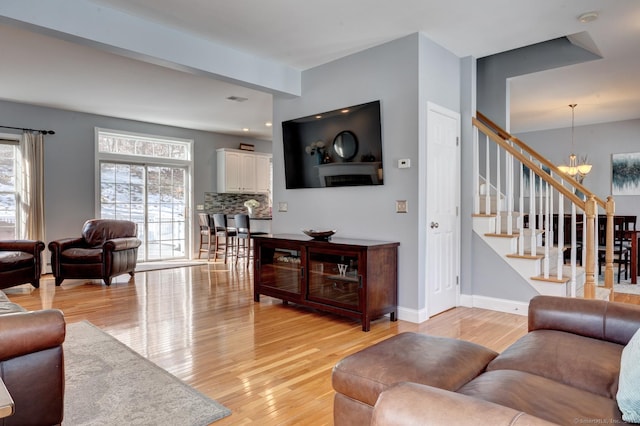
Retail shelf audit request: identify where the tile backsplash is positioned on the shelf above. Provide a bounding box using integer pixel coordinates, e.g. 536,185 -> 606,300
203,192 -> 271,216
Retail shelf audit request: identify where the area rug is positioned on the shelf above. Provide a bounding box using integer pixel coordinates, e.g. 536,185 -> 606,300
614,283 -> 640,295
64,321 -> 231,425
598,272 -> 640,295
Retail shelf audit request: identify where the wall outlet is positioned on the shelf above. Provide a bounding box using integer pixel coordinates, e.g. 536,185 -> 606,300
398,158 -> 410,168
396,200 -> 408,213
196,204 -> 204,210
278,202 -> 288,212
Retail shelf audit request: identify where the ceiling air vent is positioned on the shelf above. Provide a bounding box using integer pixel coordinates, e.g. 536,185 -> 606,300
226,96 -> 248,102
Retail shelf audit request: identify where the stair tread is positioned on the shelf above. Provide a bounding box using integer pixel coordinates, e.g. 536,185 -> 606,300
530,275 -> 571,284
506,253 -> 544,260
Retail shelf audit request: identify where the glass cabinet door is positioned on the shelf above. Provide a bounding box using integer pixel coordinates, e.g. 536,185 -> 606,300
307,250 -> 360,309
257,245 -> 302,295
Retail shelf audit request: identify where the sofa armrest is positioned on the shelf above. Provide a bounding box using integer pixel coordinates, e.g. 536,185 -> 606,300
528,295 -> 640,345
0,310 -> 65,360
103,237 -> 142,252
48,237 -> 87,254
0,240 -> 45,255
372,382 -> 557,426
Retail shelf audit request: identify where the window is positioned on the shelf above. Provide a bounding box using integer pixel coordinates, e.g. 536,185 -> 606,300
0,137 -> 20,239
96,129 -> 193,261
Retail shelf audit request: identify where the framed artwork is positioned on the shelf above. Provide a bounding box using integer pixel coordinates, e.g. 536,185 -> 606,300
612,152 -> 640,195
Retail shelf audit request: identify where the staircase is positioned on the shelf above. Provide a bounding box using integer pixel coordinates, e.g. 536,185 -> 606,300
472,113 -> 615,301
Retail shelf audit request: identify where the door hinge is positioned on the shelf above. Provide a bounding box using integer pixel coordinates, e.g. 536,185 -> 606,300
456,276 -> 459,285
456,206 -> 459,216
456,136 -> 459,146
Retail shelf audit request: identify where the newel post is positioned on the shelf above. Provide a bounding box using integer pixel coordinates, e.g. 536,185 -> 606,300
604,196 -> 616,300
583,196 -> 598,299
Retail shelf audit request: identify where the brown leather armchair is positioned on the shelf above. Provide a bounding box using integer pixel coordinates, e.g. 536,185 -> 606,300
0,240 -> 45,290
0,291 -> 65,426
49,219 -> 141,286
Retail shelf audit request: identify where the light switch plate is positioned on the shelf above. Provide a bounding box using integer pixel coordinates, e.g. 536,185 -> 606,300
196,204 -> 204,210
278,202 -> 288,212
396,200 -> 408,213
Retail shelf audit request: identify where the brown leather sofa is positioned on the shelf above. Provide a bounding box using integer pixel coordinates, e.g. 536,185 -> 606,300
332,295 -> 640,425
49,219 -> 141,286
0,290 -> 65,425
0,240 -> 45,290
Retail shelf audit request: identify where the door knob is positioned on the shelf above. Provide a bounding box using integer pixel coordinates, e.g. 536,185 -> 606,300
430,222 -> 439,229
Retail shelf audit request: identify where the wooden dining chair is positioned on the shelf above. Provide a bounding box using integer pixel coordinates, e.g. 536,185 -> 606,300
598,216 -> 630,283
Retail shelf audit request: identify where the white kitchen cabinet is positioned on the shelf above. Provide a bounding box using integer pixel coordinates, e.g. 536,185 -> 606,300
217,148 -> 271,193
255,154 -> 271,193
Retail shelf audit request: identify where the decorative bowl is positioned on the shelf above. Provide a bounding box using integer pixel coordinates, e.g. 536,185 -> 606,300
302,229 -> 336,240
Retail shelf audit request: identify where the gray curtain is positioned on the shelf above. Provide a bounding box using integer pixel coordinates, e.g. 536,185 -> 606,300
20,131 -> 45,242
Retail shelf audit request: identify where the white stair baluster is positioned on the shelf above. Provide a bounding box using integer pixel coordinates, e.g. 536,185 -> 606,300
557,190 -> 565,280
529,164 -> 536,256
543,180 -> 549,278
571,204 -> 577,297
519,161 -> 525,255
473,126 -> 480,215
496,143 -> 501,233
485,135 -> 491,215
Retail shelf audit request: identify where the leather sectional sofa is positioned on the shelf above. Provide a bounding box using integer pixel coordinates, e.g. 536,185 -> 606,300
332,295 -> 640,425
0,290 -> 65,425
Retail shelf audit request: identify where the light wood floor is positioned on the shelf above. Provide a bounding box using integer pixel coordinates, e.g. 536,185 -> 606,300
3,264 -> 638,425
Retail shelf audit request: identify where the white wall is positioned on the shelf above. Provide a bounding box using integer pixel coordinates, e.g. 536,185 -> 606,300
272,33 -> 461,316
0,99 -> 270,259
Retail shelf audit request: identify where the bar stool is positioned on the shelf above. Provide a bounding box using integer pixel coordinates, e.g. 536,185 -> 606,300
197,213 -> 214,260
234,214 -> 268,267
212,213 -> 237,263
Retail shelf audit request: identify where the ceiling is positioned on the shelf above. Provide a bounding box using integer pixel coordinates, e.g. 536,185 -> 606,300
0,0 -> 639,139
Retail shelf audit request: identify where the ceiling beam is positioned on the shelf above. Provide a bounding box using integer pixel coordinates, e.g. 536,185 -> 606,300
0,0 -> 301,97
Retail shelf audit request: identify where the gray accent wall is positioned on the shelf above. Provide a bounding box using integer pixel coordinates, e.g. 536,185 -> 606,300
478,36 -> 601,130
517,118 -> 640,216
472,234 -> 539,302
272,33 -> 461,315
0,99 -> 270,258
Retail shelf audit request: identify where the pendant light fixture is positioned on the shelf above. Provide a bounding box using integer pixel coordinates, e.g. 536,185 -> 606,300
557,104 -> 592,180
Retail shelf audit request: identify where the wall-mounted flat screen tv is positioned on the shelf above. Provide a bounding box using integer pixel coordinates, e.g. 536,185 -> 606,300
282,100 -> 383,189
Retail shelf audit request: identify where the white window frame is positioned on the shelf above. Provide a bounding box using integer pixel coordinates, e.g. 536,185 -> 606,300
0,133 -> 23,239
95,128 -> 194,259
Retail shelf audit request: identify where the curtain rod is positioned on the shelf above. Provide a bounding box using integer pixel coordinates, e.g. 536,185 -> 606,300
0,125 -> 55,135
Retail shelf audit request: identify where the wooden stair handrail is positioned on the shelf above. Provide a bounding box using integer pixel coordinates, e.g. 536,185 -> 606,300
476,111 -> 605,209
473,117 -> 585,208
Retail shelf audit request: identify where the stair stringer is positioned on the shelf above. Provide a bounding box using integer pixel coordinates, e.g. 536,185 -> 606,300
473,215 -> 570,297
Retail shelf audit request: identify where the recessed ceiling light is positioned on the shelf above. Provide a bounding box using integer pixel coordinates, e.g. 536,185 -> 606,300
578,11 -> 598,23
315,115 -> 322,119
341,109 -> 350,113
242,128 -> 249,132
265,122 -> 272,127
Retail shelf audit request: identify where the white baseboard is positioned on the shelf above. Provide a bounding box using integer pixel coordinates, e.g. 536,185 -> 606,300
396,295 -> 528,325
459,294 -> 529,316
396,306 -> 429,324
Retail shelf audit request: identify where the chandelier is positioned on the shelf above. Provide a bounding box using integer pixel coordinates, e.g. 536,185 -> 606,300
557,104 -> 592,179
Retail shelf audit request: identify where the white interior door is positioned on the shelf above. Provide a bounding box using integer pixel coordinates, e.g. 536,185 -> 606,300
426,102 -> 460,316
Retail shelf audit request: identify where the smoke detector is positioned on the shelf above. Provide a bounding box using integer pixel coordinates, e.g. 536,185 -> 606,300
578,11 -> 598,23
